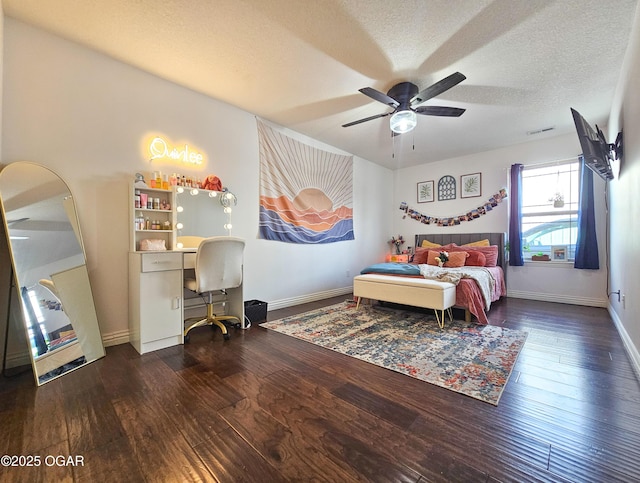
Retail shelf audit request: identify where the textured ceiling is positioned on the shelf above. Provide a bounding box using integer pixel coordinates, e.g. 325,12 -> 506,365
3,0 -> 638,169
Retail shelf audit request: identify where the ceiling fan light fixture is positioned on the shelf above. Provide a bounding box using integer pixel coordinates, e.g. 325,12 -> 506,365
390,109 -> 417,134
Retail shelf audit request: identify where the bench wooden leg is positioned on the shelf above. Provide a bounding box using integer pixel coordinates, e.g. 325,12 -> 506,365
356,296 -> 361,310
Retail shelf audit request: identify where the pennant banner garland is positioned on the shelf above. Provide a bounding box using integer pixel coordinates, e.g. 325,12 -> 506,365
401,188 -> 508,226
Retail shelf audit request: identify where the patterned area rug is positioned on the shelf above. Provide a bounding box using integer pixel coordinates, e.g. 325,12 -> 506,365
260,301 -> 527,405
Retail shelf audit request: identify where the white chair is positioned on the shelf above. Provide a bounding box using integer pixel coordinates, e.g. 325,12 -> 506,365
39,279 -> 60,300
183,236 -> 245,341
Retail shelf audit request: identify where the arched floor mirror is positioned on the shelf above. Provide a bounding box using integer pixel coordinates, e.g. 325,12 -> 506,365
0,162 -> 104,385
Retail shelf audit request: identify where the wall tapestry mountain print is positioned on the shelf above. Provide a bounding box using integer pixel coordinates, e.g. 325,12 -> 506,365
257,120 -> 354,243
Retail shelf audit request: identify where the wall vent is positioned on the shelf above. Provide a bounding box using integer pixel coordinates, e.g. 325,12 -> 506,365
527,126 -> 555,135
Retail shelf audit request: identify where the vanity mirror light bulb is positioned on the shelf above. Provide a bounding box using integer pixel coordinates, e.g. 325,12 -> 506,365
176,222 -> 184,230
224,207 -> 232,214
208,191 -> 217,198
224,223 -> 232,230
176,186 -> 184,194
225,192 -> 234,199
176,242 -> 184,249
176,206 -> 183,212
190,188 -> 199,195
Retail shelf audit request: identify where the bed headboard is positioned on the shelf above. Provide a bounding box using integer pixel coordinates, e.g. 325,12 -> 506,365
414,232 -> 507,273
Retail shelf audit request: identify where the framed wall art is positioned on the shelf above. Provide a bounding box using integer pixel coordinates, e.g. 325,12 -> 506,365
551,245 -> 567,261
460,172 -> 482,198
417,180 -> 434,203
438,175 -> 456,201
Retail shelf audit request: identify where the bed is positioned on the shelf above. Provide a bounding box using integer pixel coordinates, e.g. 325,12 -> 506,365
358,232 -> 507,324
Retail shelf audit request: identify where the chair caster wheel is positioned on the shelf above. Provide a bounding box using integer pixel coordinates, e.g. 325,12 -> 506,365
234,323 -> 242,329
223,333 -> 230,341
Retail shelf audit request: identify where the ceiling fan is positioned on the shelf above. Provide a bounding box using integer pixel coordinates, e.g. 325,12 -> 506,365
342,72 -> 466,134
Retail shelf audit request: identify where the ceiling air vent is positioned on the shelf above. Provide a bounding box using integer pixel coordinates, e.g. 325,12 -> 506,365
527,126 -> 555,136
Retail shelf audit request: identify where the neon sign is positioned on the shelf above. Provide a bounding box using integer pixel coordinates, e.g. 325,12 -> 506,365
149,137 -> 203,165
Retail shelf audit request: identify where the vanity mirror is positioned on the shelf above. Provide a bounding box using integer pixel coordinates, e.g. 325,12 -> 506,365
0,162 -> 104,385
174,187 -> 236,246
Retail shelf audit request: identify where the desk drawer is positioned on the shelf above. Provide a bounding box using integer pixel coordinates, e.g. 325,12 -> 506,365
141,252 -> 183,272
183,252 -> 196,269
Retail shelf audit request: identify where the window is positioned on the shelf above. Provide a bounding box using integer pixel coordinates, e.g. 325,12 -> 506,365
23,289 -> 50,357
521,160 -> 580,261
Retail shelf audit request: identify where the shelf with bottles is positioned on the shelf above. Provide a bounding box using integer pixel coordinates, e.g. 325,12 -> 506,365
130,182 -> 176,252
134,187 -> 173,211
133,214 -> 173,232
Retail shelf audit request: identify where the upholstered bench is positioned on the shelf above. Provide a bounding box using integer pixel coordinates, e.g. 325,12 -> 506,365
353,274 -> 456,328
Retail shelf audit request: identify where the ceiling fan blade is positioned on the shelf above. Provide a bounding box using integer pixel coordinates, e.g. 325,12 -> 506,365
342,112 -> 392,128
414,106 -> 466,117
410,72 -> 466,106
359,87 -> 400,109
7,217 -> 29,225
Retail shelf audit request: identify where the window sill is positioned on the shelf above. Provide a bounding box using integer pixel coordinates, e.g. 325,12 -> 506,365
523,260 -> 574,268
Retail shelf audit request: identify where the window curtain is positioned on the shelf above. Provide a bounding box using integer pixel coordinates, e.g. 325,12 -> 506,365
574,157 -> 599,269
508,163 -> 524,266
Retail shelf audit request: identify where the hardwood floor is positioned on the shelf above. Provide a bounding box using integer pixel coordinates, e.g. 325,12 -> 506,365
1,296 -> 639,482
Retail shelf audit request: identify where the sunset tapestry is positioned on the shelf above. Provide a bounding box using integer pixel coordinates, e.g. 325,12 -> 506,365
257,120 -> 354,243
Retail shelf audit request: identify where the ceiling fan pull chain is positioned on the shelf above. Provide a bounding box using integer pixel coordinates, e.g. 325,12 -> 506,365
392,131 -> 396,158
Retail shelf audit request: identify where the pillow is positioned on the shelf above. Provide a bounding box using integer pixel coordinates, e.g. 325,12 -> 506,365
463,239 -> 490,247
414,243 -> 458,264
465,251 -> 487,267
445,252 -> 469,268
412,247 -> 430,264
426,250 -> 440,266
427,250 -> 468,268
447,245 -> 499,267
421,239 -> 441,248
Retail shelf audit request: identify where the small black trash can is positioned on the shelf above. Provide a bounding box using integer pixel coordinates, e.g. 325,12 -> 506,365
244,299 -> 268,324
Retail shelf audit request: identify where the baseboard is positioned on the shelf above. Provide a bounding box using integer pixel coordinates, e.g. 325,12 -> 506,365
608,306 -> 640,381
507,290 -> 608,307
102,329 -> 129,347
3,350 -> 31,369
267,286 -> 353,311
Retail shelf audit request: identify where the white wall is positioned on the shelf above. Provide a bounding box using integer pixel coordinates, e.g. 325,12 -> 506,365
394,132 -> 609,307
608,3 -> 640,373
1,19 -> 393,343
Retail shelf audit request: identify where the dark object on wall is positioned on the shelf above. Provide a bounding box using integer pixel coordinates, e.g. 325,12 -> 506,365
244,300 -> 268,324
570,108 -> 622,181
438,175 -> 456,201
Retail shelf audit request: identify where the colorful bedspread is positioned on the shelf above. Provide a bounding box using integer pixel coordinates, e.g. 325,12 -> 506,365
358,262 -> 506,324
418,265 -> 494,310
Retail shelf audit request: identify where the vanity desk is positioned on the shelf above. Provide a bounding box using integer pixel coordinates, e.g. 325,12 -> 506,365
128,183 -> 243,355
